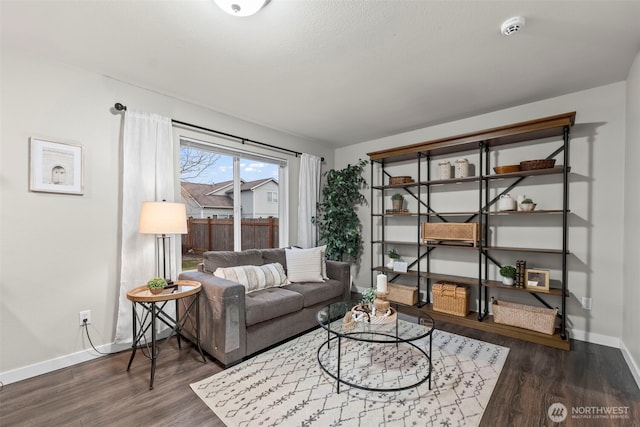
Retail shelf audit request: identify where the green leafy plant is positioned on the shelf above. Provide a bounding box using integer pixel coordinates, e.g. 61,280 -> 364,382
388,248 -> 400,259
391,193 -> 404,201
313,159 -> 368,262
361,287 -> 377,304
146,277 -> 168,290
521,198 -> 533,204
499,265 -> 517,279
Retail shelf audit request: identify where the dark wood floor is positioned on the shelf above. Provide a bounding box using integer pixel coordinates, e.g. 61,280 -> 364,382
1,322 -> 639,427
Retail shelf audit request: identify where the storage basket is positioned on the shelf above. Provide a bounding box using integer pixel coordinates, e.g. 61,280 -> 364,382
519,159 -> 556,171
389,176 -> 414,185
492,299 -> 557,335
421,222 -> 481,247
387,283 -> 418,306
432,282 -> 469,317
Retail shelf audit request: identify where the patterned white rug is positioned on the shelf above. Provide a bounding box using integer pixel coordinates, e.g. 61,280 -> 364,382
191,321 -> 509,426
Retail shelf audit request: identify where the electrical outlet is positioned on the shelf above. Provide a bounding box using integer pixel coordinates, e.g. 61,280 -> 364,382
581,297 -> 592,310
79,310 -> 91,326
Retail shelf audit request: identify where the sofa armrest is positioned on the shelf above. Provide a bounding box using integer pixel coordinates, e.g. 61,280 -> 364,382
178,270 -> 247,366
325,260 -> 351,299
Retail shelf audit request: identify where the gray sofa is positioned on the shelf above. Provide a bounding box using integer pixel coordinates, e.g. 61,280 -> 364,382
178,248 -> 351,366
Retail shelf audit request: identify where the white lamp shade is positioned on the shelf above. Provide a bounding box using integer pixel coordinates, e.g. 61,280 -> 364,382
213,0 -> 268,17
138,201 -> 188,235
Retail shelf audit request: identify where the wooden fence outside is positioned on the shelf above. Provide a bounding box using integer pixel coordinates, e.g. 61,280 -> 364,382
182,217 -> 279,252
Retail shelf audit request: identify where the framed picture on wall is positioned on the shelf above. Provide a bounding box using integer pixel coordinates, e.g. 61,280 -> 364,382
29,138 -> 83,195
525,268 -> 550,292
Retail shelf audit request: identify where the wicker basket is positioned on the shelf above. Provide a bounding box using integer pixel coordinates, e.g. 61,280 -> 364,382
389,176 -> 414,184
493,164 -> 521,174
492,299 -> 557,335
519,159 -> 556,171
422,222 -> 481,247
387,283 -> 418,305
432,282 -> 469,317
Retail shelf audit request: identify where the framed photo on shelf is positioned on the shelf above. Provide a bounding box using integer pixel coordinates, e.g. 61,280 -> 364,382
29,138 -> 83,195
525,269 -> 550,292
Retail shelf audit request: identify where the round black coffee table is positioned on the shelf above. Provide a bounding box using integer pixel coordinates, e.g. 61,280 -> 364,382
316,300 -> 434,393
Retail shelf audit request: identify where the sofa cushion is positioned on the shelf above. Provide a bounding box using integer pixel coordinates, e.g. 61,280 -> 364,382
292,245 -> 329,279
259,248 -> 287,268
203,249 -> 263,273
285,247 -> 324,282
213,263 -> 287,293
283,279 -> 345,307
244,288 -> 304,326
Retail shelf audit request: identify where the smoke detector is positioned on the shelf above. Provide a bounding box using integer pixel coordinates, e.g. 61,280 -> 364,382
501,16 -> 526,36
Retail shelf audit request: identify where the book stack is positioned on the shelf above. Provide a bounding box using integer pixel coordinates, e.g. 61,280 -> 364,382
515,260 -> 526,287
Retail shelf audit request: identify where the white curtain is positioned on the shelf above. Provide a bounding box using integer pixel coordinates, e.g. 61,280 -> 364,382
114,111 -> 174,344
297,153 -> 321,248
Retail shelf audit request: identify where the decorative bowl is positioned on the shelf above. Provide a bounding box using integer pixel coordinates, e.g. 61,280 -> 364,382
493,164 -> 521,174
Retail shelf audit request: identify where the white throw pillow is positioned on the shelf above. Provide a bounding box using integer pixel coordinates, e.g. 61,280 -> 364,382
292,245 -> 329,279
285,247 -> 325,283
213,262 -> 288,293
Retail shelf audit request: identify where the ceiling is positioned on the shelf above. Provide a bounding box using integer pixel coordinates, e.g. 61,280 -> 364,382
2,1 -> 640,147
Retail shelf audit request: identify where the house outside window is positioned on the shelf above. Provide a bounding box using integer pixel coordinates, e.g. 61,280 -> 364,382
179,135 -> 287,253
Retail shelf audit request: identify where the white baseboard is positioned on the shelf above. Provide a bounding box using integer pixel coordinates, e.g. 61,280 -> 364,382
620,340 -> 640,390
0,342 -> 128,386
570,328 -> 621,348
0,329 -> 175,386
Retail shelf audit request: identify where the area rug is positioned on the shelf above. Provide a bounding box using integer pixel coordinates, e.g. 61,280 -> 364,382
191,321 -> 509,426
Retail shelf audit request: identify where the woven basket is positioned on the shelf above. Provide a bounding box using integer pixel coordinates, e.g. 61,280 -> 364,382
432,282 -> 469,317
493,164 -> 521,174
389,176 -> 414,184
519,159 -> 556,171
492,299 -> 557,335
422,222 -> 481,247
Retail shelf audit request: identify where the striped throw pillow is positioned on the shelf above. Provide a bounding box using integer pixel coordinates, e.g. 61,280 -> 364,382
213,262 -> 288,293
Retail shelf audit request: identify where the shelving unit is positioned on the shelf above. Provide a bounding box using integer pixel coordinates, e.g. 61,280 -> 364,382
367,112 -> 576,350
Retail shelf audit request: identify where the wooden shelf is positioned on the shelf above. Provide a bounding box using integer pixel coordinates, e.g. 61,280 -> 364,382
367,112 -> 576,163
396,304 -> 570,350
369,112 -> 574,350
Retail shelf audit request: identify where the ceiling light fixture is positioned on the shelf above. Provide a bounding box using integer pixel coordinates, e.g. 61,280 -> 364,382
213,0 -> 268,17
501,16 -> 526,36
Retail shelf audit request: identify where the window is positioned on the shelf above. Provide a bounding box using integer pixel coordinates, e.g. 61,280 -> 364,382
179,135 -> 287,253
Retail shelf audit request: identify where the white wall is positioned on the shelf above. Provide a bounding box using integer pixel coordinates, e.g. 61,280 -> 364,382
623,49 -> 640,386
336,82 -> 628,345
0,47 -> 334,381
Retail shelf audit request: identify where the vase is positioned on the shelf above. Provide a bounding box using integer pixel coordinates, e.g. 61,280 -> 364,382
502,277 -> 514,286
387,259 -> 395,269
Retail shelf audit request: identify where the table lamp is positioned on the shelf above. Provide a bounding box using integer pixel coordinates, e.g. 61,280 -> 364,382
139,201 -> 188,284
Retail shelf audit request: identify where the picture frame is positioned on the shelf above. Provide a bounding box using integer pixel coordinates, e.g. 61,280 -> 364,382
525,268 -> 550,292
393,261 -> 408,273
29,138 -> 83,195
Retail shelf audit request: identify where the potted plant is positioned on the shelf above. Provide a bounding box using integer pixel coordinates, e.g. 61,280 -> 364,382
361,287 -> 377,308
147,277 -> 168,294
519,198 -> 536,212
391,193 -> 404,210
499,265 -> 517,286
387,248 -> 400,268
313,159 -> 368,262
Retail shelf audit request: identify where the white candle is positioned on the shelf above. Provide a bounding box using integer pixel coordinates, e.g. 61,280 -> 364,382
376,274 -> 388,293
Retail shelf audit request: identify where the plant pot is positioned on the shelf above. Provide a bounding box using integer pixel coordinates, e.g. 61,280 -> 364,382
149,287 -> 164,294
502,277 -> 514,286
392,199 -> 403,210
387,259 -> 395,269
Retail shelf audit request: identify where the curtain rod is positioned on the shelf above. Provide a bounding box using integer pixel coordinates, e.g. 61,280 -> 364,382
113,103 -> 324,161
